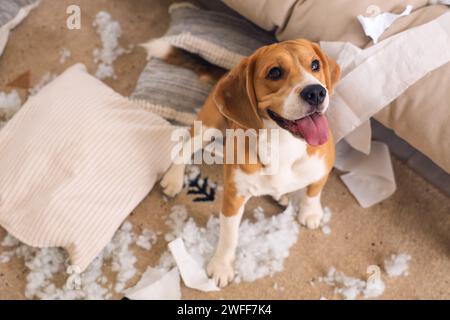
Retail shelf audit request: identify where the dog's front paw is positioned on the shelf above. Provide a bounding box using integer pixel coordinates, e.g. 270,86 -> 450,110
207,256 -> 235,288
160,164 -> 185,198
298,204 -> 324,229
298,194 -> 324,229
298,212 -> 322,229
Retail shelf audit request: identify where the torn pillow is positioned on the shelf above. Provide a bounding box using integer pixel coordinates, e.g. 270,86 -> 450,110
0,63 -> 177,271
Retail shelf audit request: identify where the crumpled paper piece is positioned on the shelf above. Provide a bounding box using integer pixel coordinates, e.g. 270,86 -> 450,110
357,5 -> 412,44
124,267 -> 181,300
335,140 -> 396,208
124,238 -> 219,300
0,1 -> 41,57
169,238 -> 219,292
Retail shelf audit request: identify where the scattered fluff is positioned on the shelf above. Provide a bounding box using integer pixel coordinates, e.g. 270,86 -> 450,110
59,48 -> 71,64
165,205 -> 189,242
320,207 -> 332,236
364,275 -> 386,298
136,229 -> 158,251
92,12 -> 126,79
384,254 -> 411,277
104,221 -> 137,293
0,251 -> 14,263
0,90 -> 21,122
184,165 -> 201,185
1,233 -> 20,247
273,282 -> 285,292
166,204 -> 300,283
29,73 -> 57,96
319,267 -> 385,300
235,205 -> 299,282
0,233 -> 21,263
0,223 -> 157,299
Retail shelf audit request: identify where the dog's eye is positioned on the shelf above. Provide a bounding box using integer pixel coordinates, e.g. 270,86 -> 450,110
311,60 -> 320,72
267,67 -> 283,80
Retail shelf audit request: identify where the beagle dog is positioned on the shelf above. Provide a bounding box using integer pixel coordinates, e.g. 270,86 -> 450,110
160,39 -> 341,287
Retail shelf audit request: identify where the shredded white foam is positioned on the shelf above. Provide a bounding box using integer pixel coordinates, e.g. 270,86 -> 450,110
0,90 -> 21,123
319,267 -> 385,300
59,48 -> 71,64
136,229 -> 158,251
0,223 -> 157,299
273,282 -> 285,292
320,207 -> 332,236
184,165 -> 201,185
165,205 -> 189,242
384,254 -> 411,278
0,251 -> 13,263
1,233 -> 20,247
92,12 -> 127,80
364,275 -> 385,298
165,204 -> 299,283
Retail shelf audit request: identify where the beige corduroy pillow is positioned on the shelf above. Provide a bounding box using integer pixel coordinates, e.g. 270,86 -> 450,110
0,64 -> 176,271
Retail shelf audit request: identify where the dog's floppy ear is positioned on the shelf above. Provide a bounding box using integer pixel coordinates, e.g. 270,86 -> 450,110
213,56 -> 263,130
312,43 -> 341,95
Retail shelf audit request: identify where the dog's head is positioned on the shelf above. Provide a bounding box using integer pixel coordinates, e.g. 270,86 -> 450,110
213,39 -> 341,146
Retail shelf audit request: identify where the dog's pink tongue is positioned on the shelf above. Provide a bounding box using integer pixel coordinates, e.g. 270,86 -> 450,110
290,114 -> 329,146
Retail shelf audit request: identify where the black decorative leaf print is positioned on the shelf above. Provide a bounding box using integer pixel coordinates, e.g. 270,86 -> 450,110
186,173 -> 216,202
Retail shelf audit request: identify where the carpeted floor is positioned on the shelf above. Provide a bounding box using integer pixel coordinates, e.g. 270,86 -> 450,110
0,0 -> 449,300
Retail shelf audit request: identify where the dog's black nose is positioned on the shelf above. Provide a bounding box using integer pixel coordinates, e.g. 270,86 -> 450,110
300,85 -> 327,107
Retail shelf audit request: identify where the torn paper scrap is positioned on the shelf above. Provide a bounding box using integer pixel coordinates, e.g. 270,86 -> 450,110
357,5 -> 413,44
169,238 -> 219,292
335,141 -> 396,208
124,267 -> 181,300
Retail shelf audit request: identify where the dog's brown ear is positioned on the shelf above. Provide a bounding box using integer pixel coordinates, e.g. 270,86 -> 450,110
312,43 -> 341,95
213,56 -> 263,130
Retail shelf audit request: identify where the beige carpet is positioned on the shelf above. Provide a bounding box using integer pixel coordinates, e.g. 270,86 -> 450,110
0,0 -> 449,300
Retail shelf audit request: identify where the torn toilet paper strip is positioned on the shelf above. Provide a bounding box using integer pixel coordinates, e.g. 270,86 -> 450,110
124,267 -> 181,300
168,238 -> 219,292
335,141 -> 396,208
357,5 -> 413,44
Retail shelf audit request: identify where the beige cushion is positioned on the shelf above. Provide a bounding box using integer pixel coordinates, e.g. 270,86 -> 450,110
0,64 -> 176,271
224,0 -> 450,172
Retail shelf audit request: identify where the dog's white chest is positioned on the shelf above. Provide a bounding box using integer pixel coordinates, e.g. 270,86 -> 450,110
234,130 -> 327,199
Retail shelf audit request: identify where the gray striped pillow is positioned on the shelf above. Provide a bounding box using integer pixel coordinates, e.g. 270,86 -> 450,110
130,59 -> 211,126
132,3 -> 276,125
163,3 -> 276,69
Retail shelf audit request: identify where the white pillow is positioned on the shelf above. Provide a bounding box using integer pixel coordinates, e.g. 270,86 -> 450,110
0,64 -> 176,271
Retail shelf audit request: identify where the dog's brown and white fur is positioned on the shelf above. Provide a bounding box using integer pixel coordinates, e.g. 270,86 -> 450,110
157,39 -> 341,287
